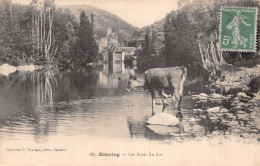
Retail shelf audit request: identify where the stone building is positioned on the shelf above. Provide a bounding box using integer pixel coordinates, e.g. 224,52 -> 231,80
108,47 -> 137,63
98,27 -> 119,53
98,28 -> 137,63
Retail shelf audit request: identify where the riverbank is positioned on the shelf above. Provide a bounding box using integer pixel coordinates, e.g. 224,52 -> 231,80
191,62 -> 260,143
214,64 -> 260,89
0,63 -> 44,76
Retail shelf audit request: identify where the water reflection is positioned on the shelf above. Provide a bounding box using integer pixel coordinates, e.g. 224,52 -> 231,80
0,64 -> 258,143
125,97 -> 206,142
0,63 -> 135,141
145,111 -> 186,141
98,63 -> 127,89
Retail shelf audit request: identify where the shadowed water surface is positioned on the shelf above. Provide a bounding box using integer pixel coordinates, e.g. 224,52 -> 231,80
0,64 -> 258,143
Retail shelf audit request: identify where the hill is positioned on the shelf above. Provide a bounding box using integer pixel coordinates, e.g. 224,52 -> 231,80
60,5 -> 139,42
129,11 -> 177,56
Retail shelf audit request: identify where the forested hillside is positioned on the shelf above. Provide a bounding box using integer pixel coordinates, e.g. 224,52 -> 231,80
131,0 -> 260,72
60,5 -> 139,42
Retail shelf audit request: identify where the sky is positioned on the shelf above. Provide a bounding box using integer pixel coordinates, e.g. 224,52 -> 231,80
12,0 -> 178,28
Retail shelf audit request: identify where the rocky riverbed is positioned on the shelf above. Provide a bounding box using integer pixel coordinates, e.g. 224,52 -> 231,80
192,91 -> 260,142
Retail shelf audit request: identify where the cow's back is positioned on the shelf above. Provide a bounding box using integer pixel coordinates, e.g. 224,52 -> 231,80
143,67 -> 185,90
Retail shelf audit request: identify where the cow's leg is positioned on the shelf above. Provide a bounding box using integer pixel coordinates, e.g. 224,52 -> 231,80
170,87 -> 176,106
176,110 -> 183,119
158,90 -> 167,108
178,87 -> 184,110
162,103 -> 167,113
174,87 -> 181,110
151,89 -> 155,116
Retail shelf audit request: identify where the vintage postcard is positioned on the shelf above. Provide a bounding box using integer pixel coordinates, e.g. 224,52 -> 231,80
0,0 -> 259,166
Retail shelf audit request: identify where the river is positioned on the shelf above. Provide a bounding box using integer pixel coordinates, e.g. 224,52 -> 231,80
0,63 -> 259,144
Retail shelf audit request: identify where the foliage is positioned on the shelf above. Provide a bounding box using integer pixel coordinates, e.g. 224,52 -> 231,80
0,2 -> 29,66
0,0 -> 99,68
163,0 -> 259,67
74,11 -> 98,66
130,0 -> 259,71
53,8 -> 78,68
134,27 -> 164,71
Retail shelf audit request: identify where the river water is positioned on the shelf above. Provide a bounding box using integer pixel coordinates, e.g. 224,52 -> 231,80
0,63 -> 258,144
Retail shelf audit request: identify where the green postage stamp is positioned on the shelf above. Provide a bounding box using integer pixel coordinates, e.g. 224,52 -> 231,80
220,6 -> 258,52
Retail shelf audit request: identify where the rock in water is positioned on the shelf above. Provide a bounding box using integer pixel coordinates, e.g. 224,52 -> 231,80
193,109 -> 203,113
17,64 -> 36,72
237,92 -> 250,98
209,93 -> 222,99
220,107 -> 229,113
247,76 -> 260,94
207,107 -> 229,114
199,93 -> 208,97
207,107 -> 221,113
0,64 -> 17,76
146,113 -> 179,126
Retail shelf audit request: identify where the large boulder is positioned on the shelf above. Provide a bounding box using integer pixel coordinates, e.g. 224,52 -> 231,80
146,113 -> 179,126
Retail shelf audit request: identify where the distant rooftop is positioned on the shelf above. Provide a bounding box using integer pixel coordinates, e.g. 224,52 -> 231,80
112,47 -> 137,52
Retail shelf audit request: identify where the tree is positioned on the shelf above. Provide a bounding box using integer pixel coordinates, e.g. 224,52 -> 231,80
164,9 -> 196,67
143,27 -> 150,57
54,10 -> 78,68
0,1 -> 29,65
75,11 -> 98,65
0,0 -> 80,67
164,14 -> 175,66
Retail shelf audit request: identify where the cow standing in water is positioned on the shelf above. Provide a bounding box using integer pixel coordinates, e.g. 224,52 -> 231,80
126,66 -> 187,114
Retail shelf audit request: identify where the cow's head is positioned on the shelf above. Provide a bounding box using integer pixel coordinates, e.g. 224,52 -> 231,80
126,70 -> 143,92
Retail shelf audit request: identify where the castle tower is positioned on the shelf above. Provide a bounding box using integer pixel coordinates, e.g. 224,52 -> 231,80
107,27 -> 112,36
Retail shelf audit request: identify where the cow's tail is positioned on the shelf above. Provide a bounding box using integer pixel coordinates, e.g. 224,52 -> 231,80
179,66 -> 187,96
